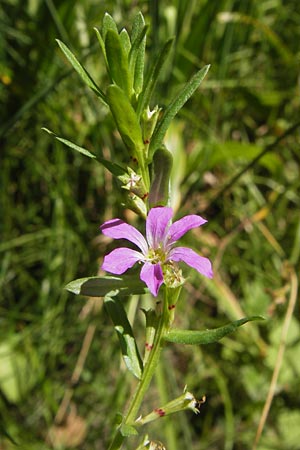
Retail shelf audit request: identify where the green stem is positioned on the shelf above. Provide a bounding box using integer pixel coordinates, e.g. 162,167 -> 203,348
136,149 -> 150,193
108,290 -> 170,450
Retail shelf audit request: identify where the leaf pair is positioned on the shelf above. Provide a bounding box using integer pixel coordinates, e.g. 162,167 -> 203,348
66,273 -> 263,377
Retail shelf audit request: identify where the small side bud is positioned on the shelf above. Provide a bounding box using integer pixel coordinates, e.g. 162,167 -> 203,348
135,388 -> 205,426
141,309 -> 158,365
148,146 -> 173,208
141,106 -> 161,148
119,167 -> 148,199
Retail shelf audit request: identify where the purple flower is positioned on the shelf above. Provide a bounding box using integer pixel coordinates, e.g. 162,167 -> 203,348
100,206 -> 213,296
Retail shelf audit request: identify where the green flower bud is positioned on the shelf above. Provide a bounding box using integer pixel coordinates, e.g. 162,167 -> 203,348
135,387 -> 205,426
141,106 -> 161,149
119,167 -> 148,199
148,147 -> 173,208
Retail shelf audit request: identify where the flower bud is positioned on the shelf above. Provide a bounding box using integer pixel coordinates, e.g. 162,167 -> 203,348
135,387 -> 205,426
141,106 -> 161,149
148,147 -> 173,208
119,167 -> 148,199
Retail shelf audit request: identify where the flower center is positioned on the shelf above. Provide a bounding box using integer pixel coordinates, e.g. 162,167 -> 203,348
147,246 -> 166,264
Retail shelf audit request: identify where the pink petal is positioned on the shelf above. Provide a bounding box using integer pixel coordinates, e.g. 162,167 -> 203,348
101,248 -> 143,275
140,262 -> 164,296
146,207 -> 173,248
167,215 -> 207,244
168,247 -> 213,278
100,219 -> 148,254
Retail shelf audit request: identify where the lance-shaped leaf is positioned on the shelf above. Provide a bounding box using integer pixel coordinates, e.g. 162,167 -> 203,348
120,28 -> 131,56
131,13 -> 147,94
129,13 -> 148,94
105,29 -> 131,96
42,127 -> 96,158
104,296 -> 143,379
56,39 -> 106,104
149,64 -> 210,157
106,84 -> 144,155
42,127 -> 126,177
102,12 -> 119,41
164,316 -> 264,345
93,26 -> 107,63
136,38 -> 174,119
65,275 -> 148,297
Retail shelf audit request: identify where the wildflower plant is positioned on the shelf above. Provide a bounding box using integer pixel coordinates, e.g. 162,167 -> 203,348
45,12 -> 262,449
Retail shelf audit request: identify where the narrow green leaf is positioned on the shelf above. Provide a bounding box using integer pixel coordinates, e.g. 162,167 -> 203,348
104,296 -> 143,379
56,39 -> 106,103
42,127 -> 128,176
106,84 -> 144,154
97,158 -> 127,177
65,275 -> 147,297
120,28 -> 131,56
105,30 -> 131,96
164,316 -> 264,345
93,26 -> 106,61
131,12 -> 145,42
136,38 -> 174,118
129,26 -> 148,94
128,25 -> 148,70
131,12 -> 146,93
149,64 -> 210,156
102,12 -> 118,41
42,127 -> 96,158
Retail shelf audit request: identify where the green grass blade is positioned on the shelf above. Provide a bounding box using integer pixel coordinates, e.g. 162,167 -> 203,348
149,64 -> 210,156
56,39 -> 106,103
136,37 -> 174,118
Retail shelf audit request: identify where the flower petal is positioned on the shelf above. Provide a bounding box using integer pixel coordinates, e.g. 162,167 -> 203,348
167,215 -> 207,244
140,262 -> 164,296
168,247 -> 213,278
102,248 -> 143,275
146,207 -> 173,248
100,219 -> 148,254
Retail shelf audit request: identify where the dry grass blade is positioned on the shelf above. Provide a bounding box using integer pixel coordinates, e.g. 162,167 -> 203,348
253,265 -> 299,449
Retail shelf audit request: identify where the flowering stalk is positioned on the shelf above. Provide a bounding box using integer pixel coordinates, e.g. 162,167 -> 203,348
56,11 -> 262,449
108,287 -> 171,450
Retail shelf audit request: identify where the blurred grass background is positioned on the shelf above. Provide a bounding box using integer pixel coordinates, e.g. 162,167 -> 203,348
1,0 -> 300,449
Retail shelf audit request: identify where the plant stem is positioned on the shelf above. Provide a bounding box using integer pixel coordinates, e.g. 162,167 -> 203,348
108,291 -> 170,450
